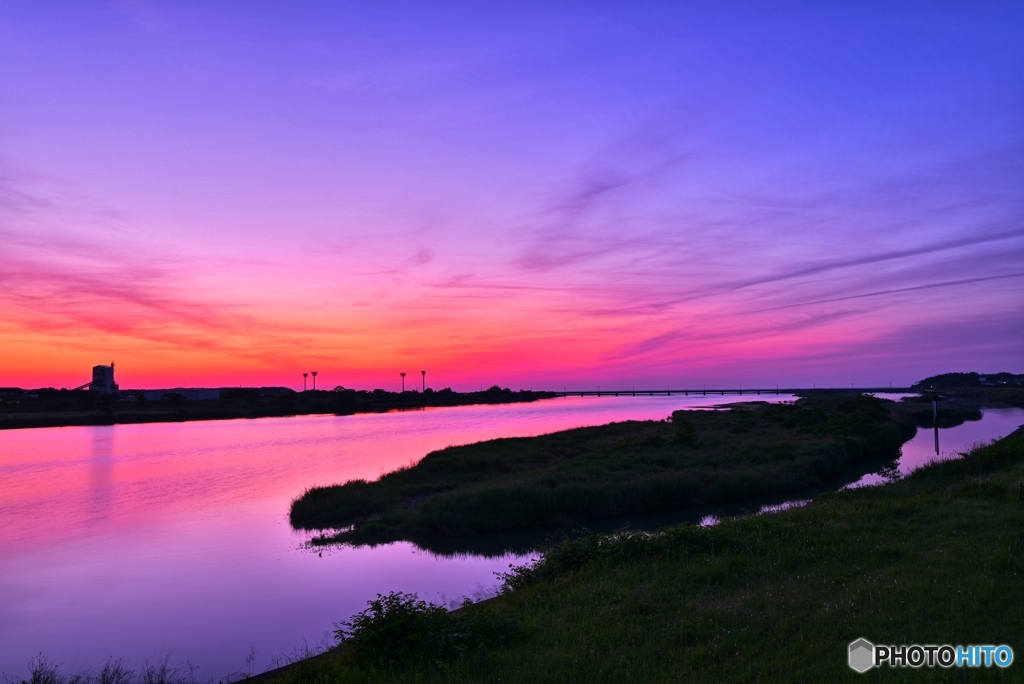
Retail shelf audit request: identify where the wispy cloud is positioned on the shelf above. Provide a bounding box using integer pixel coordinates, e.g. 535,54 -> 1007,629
750,272 -> 1024,313
2,3 -> 1021,387
0,176 -> 305,360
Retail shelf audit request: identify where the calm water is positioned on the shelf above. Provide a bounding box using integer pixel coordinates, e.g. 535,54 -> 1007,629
849,403 -> 1023,487
1,395 -> 1021,678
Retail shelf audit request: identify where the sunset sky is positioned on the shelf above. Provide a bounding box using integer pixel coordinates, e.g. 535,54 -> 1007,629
1,3 -> 1021,391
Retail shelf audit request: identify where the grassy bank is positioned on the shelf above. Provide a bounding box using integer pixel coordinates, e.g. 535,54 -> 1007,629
291,395 -> 917,544
271,425 -> 1024,682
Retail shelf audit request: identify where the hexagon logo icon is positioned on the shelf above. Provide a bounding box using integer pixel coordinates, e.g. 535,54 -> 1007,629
848,638 -> 875,673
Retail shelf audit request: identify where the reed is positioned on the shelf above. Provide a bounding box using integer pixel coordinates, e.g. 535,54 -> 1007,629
291,395 -> 917,544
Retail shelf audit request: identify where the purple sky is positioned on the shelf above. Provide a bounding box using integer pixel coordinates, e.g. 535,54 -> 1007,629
1,2 -> 1022,390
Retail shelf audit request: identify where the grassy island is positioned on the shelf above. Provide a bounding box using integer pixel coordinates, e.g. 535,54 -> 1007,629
291,394 -> 920,545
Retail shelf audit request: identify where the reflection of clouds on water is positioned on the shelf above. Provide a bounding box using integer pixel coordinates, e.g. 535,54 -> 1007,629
87,426 -> 115,525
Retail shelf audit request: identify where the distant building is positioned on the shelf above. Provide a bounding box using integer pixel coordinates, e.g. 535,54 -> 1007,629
90,363 -> 118,395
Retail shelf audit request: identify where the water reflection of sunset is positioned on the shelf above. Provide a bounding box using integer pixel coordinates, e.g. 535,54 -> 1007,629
0,396 -> 765,674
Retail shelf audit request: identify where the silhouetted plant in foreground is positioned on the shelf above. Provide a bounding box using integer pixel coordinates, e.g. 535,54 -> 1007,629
4,656 -> 201,684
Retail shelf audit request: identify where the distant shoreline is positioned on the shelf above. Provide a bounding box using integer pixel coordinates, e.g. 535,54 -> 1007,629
0,388 -> 559,431
2,384 -> 1019,431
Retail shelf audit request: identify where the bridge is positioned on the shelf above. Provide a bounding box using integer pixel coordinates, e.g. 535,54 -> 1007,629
553,386 -> 910,398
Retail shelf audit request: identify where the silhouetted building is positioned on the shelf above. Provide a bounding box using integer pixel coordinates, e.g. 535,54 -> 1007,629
91,363 -> 118,395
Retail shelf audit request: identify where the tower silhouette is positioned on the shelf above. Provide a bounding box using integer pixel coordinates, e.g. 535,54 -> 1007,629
400,372 -> 407,392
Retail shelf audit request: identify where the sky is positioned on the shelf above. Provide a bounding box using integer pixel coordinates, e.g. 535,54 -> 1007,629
1,2 -> 1022,391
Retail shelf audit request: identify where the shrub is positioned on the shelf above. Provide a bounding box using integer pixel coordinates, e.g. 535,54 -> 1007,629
671,414 -> 697,444
334,592 -> 513,666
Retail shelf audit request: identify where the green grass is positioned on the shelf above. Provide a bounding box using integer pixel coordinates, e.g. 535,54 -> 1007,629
290,395 -> 917,544
268,427 -> 1024,683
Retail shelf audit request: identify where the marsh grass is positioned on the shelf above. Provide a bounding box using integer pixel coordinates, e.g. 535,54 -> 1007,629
291,395 -> 917,543
900,404 -> 983,428
268,427 -> 1024,683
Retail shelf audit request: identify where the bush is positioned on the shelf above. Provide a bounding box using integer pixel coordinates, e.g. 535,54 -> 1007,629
335,592 -> 513,666
672,414 -> 697,444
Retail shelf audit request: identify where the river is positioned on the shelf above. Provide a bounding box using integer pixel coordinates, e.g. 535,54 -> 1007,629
1,394 -> 1020,679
